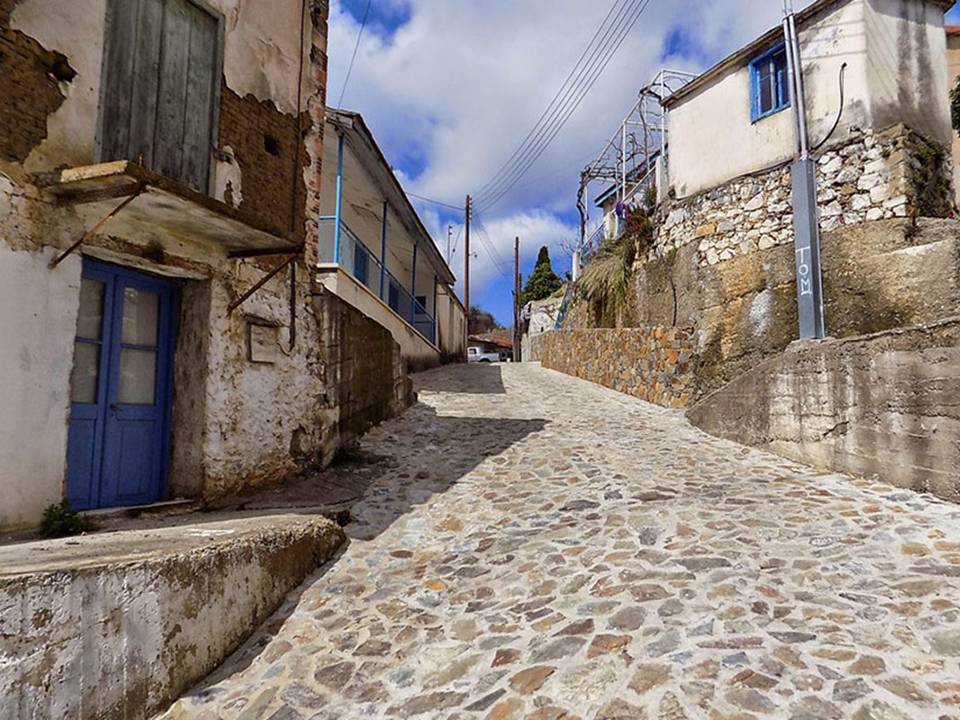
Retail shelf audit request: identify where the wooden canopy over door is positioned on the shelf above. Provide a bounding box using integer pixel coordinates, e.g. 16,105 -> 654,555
99,0 -> 222,193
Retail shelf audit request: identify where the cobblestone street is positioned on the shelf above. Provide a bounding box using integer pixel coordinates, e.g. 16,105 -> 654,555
162,363 -> 960,720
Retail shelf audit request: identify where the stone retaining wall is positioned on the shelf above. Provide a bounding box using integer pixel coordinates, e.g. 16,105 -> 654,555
539,327 -> 698,409
688,319 -> 960,502
655,124 -> 952,267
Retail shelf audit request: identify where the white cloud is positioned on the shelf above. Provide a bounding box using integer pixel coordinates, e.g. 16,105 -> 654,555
327,0 -> 817,298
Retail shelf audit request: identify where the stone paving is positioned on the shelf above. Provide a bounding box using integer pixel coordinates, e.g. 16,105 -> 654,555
160,363 -> 960,720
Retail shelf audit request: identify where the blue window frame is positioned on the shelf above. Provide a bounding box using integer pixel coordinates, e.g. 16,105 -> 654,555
750,43 -> 790,122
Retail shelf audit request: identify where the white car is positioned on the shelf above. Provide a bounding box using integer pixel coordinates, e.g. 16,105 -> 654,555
468,347 -> 499,363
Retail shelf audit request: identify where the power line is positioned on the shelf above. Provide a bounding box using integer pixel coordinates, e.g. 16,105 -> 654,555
474,0 -> 653,214
336,0 -> 372,109
473,0 -> 631,200
405,191 -> 463,211
476,0 -> 651,213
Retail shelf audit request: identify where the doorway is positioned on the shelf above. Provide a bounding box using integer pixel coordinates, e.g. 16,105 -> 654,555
67,259 -> 179,510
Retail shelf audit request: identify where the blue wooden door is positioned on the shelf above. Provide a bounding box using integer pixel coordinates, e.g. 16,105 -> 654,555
67,260 -> 177,510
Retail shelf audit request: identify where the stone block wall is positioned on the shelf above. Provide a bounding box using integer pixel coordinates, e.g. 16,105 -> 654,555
539,327 -> 698,409
656,125 -> 953,268
688,319 -> 960,503
315,289 -> 414,451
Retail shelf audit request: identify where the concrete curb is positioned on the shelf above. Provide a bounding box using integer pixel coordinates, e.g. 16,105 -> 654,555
0,514 -> 345,720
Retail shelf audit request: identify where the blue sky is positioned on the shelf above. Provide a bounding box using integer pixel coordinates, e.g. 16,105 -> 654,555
331,1 -> 958,326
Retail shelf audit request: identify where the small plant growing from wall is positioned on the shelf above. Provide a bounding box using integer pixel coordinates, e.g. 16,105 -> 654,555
40,502 -> 96,539
578,185 -> 656,327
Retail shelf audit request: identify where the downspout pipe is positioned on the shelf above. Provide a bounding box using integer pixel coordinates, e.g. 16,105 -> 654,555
333,132 -> 345,264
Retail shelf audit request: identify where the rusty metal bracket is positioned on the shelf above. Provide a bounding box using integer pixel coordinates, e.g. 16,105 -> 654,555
49,183 -> 146,269
227,254 -> 298,315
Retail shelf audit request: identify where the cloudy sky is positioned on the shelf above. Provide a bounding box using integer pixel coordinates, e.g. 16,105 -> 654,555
328,0 -> 960,325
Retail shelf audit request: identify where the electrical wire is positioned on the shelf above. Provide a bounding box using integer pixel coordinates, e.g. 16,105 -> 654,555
811,62 -> 848,154
405,191 -> 463,211
336,0 -> 372,109
474,0 -> 653,213
477,0 -> 653,212
475,0 -> 644,208
473,0 -> 632,200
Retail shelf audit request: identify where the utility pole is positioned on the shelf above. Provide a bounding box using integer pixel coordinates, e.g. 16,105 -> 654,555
446,225 -> 453,265
464,195 -> 471,359
514,236 -> 521,363
783,0 -> 826,340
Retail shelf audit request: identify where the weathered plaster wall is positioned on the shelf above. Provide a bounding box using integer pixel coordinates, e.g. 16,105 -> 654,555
0,1 -> 336,527
668,0 -> 869,198
0,244 -> 81,530
0,514 -> 345,720
866,0 -> 952,146
436,286 -> 467,361
688,319 -> 960,502
539,327 -> 698,409
667,0 -> 951,199
625,218 -> 960,399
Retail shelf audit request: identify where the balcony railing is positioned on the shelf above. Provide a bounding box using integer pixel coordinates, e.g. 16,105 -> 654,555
318,216 -> 436,345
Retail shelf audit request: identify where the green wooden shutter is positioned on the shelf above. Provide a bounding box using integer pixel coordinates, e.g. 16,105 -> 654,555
100,0 -> 219,192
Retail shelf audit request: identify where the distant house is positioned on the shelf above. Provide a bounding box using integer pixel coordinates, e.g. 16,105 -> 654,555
469,333 -> 514,362
318,110 -> 466,370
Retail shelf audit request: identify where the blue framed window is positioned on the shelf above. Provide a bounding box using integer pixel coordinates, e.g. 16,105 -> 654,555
750,44 -> 790,122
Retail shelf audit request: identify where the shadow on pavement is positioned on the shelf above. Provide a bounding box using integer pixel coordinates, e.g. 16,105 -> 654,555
414,362 -> 508,394
172,404 -> 548,700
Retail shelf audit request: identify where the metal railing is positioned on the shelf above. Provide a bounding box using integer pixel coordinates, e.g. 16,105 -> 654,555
318,217 -> 436,345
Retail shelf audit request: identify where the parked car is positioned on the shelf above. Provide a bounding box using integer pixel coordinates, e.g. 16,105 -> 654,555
468,347 -> 499,363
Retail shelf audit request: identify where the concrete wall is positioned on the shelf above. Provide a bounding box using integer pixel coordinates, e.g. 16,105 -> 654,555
0,514 -> 344,720
688,319 -> 960,502
667,0 -> 951,198
621,218 -> 960,400
539,327 -> 698,409
0,1 -> 337,528
436,285 -> 467,361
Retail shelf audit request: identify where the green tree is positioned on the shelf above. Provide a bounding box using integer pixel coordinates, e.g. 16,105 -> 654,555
520,247 -> 563,305
468,306 -> 500,335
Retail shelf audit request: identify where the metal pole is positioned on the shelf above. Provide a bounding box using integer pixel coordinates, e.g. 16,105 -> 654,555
410,242 -> 418,324
333,132 -> 345,264
464,195 -> 471,357
621,120 -> 627,202
783,2 -> 826,340
379,200 -> 388,300
447,225 -> 453,265
514,236 -> 520,363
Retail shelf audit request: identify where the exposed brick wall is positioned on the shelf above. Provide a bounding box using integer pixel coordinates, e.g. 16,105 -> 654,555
0,0 -> 16,26
539,327 -> 698,409
0,27 -> 67,163
218,86 -> 311,241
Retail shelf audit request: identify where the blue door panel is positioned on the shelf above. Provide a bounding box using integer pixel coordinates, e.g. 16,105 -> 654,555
67,260 -> 177,510
66,418 -> 99,510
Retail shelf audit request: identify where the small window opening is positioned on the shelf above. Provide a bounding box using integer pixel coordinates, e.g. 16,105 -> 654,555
264,134 -> 281,157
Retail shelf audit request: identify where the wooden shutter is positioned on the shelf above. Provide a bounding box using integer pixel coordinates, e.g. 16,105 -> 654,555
100,0 -> 219,192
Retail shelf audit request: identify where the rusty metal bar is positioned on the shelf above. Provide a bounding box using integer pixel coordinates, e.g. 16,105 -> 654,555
227,254 -> 297,315
288,258 -> 297,351
49,184 -> 146,269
